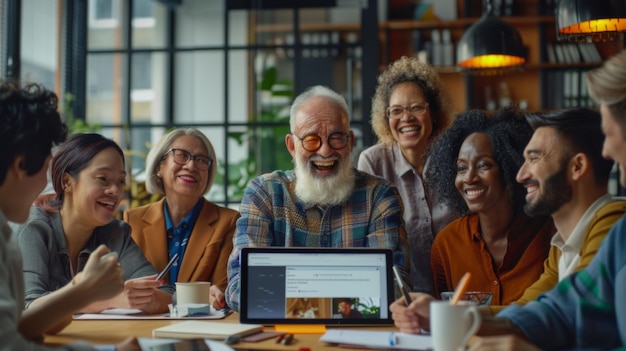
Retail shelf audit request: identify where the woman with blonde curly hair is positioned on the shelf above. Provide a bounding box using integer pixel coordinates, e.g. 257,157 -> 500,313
357,56 -> 459,295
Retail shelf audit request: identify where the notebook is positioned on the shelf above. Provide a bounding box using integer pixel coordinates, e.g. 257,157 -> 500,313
152,320 -> 263,339
239,247 -> 395,325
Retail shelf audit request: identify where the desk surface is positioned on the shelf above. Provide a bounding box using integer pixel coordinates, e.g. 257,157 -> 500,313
44,313 -> 399,351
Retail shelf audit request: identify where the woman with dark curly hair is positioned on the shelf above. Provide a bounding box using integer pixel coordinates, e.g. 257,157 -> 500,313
357,56 -> 459,294
426,108 -> 554,305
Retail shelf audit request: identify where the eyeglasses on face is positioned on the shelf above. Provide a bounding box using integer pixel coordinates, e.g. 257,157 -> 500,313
292,131 -> 350,152
163,148 -> 212,171
386,103 -> 429,120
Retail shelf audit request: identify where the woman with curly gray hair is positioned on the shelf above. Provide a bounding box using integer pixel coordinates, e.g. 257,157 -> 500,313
357,56 -> 459,295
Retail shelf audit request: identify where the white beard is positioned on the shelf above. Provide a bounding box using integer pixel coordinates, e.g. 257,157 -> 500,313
294,154 -> 355,206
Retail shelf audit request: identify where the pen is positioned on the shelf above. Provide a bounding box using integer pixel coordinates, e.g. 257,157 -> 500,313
450,272 -> 472,305
224,335 -> 241,345
275,333 -> 286,344
389,332 -> 397,346
156,253 -> 179,281
392,265 -> 412,305
282,333 -> 295,345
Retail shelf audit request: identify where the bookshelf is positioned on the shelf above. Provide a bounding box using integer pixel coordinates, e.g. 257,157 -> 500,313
382,0 -> 624,114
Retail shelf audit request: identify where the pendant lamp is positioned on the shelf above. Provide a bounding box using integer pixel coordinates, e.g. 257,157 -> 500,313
556,0 -> 626,42
457,0 -> 527,74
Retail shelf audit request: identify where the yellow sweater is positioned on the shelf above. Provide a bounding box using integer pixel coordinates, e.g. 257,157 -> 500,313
489,198 -> 626,314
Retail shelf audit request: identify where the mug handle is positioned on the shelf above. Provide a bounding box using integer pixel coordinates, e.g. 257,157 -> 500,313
460,306 -> 482,348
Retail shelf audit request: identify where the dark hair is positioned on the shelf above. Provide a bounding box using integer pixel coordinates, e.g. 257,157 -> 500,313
337,298 -> 355,305
49,133 -> 125,208
0,81 -> 67,186
525,108 -> 613,186
426,108 -> 532,215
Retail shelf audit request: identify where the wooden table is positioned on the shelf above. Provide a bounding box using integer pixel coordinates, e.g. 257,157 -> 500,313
44,313 -> 399,351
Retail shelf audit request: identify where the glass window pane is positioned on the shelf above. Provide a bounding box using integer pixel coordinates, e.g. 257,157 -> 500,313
173,51 -> 224,123
132,0 -> 167,48
197,127 -> 226,203
175,0 -> 223,47
227,50 -> 250,124
20,0 -> 58,89
88,0 -> 126,50
227,9 -> 248,46
130,52 -> 167,124
86,53 -> 128,126
223,125 -> 253,204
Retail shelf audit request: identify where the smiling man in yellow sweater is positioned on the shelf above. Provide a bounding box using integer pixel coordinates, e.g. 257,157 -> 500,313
498,107 -> 626,311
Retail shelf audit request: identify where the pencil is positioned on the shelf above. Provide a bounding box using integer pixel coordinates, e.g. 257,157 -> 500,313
450,272 -> 471,305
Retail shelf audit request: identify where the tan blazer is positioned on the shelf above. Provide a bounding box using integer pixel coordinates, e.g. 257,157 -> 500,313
124,198 -> 239,291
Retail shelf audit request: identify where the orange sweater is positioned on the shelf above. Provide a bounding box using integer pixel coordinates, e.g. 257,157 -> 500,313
430,212 -> 554,305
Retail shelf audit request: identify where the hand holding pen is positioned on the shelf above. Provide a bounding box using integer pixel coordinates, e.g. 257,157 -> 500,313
156,253 -> 179,282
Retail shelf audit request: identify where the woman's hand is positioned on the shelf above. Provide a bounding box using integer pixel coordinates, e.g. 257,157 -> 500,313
121,275 -> 170,313
389,292 -> 435,334
209,285 -> 226,310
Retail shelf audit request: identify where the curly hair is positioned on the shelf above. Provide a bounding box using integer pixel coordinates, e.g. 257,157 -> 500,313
425,108 -> 532,215
370,56 -> 452,145
0,81 -> 67,186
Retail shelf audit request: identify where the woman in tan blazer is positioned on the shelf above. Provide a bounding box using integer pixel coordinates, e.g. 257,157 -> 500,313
124,128 -> 239,310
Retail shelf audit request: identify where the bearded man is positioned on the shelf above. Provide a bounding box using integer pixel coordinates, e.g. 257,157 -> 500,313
225,85 -> 410,312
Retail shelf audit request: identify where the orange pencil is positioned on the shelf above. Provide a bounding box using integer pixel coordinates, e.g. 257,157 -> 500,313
450,272 -> 471,305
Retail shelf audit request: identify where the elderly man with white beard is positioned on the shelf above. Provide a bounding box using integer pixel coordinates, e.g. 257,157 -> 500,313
225,85 -> 410,312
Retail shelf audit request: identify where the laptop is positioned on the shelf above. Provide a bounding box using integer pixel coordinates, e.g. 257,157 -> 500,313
239,247 -> 395,325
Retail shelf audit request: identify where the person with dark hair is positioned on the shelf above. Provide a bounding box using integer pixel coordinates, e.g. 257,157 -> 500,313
465,45 -> 626,351
124,128 -> 239,310
506,108 -> 626,308
337,298 -> 362,319
425,108 -> 554,304
0,82 -> 138,350
225,85 -> 409,312
15,133 -> 173,315
391,107 -> 626,339
357,56 -> 459,294
390,52 -> 626,348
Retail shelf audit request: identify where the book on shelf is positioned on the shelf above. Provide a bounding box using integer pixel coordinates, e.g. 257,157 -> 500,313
548,42 -> 602,64
546,43 -> 557,64
152,320 -> 263,340
566,44 -> 581,63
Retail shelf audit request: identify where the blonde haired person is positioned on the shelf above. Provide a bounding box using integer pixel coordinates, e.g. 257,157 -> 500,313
358,56 -> 459,294
124,128 -> 239,310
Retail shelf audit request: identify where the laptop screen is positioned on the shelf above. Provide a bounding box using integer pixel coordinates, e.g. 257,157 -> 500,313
239,247 -> 394,325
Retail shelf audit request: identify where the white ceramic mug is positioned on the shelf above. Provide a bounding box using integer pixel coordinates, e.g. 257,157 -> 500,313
430,300 -> 482,351
175,282 -> 211,305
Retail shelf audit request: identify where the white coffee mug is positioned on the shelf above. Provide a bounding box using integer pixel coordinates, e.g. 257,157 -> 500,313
175,282 -> 211,305
430,300 -> 482,351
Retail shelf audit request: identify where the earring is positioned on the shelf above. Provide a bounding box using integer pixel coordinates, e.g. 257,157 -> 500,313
157,173 -> 161,178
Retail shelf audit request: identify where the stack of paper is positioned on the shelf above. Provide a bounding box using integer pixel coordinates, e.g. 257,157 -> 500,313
320,330 -> 432,350
152,321 -> 263,340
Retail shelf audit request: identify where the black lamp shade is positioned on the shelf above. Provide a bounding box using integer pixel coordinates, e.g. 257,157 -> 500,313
557,0 -> 626,42
457,14 -> 527,70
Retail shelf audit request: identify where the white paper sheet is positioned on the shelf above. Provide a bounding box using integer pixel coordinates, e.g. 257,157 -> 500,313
320,329 -> 432,350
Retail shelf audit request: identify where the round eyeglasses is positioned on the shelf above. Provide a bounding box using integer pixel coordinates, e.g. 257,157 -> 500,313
386,103 -> 429,120
292,131 -> 350,152
163,148 -> 212,171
